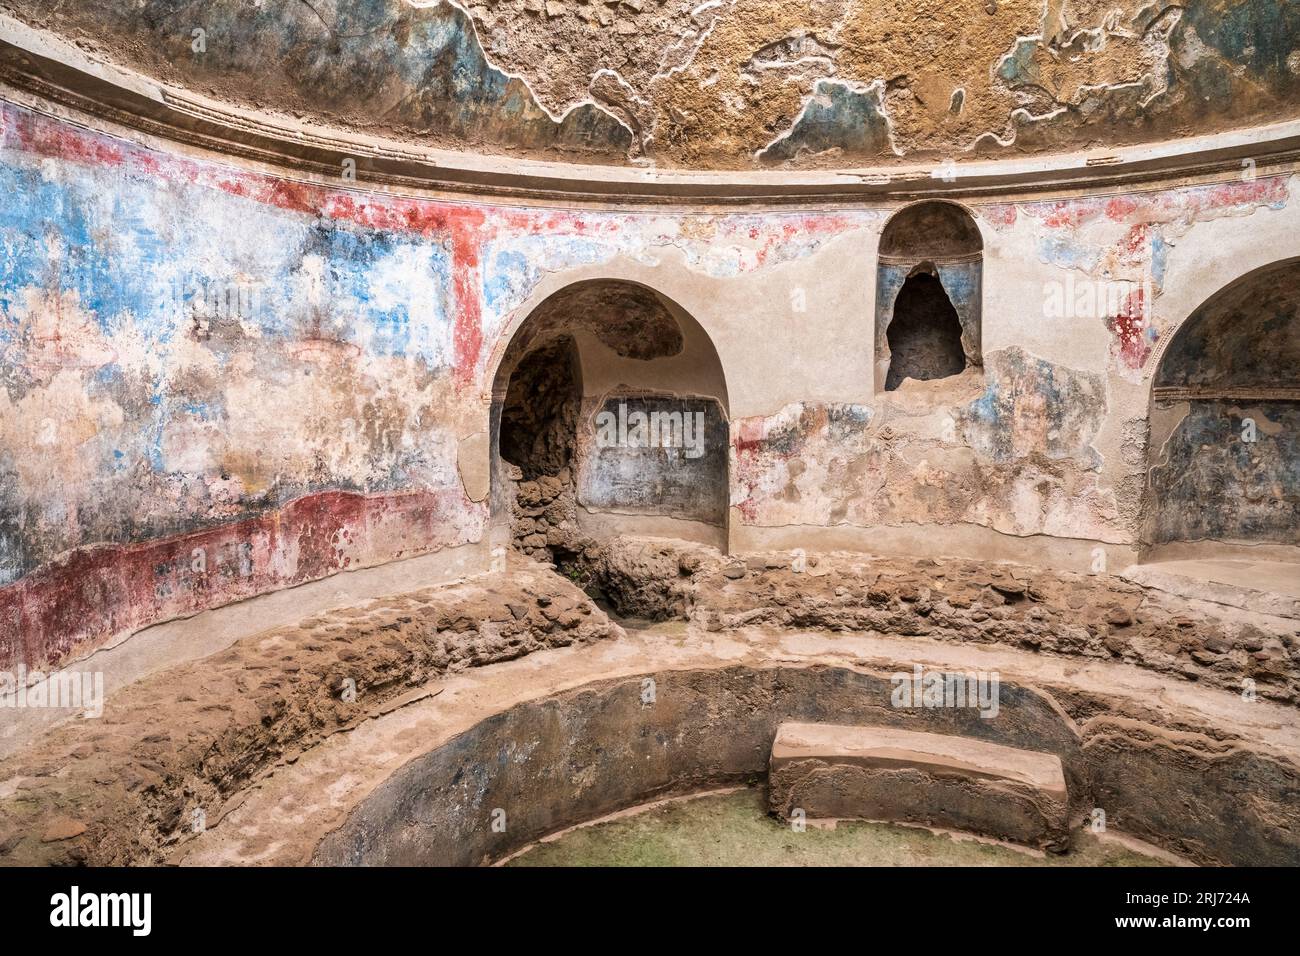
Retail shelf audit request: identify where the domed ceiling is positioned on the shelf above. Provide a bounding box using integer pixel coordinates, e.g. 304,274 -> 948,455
3,0 -> 1299,169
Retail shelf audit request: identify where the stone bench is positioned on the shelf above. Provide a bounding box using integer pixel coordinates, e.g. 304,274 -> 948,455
769,722 -> 1070,851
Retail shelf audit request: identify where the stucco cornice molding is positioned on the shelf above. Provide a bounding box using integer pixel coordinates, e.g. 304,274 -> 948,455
1152,386 -> 1300,403
3,14 -> 1300,207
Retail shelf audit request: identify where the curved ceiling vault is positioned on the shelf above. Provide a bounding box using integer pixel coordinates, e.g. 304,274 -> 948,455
3,0 -> 1299,172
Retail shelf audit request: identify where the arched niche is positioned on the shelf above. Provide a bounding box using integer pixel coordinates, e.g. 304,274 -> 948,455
875,201 -> 983,392
489,279 -> 731,560
1145,259 -> 1300,554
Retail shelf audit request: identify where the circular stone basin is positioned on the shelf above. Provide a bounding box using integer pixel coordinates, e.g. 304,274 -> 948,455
313,663 -> 1298,867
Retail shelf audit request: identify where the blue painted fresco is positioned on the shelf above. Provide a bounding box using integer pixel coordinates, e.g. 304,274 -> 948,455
759,80 -> 893,165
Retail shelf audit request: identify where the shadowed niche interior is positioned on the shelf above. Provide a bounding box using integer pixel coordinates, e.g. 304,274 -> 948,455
499,336 -> 582,482
490,279 -> 730,571
876,201 -> 983,392
884,264 -> 967,391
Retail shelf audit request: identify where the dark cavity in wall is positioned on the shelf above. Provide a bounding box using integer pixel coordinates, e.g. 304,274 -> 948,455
499,337 -> 581,481
504,280 -> 685,363
876,202 -> 983,392
885,265 -> 967,390
492,277 -> 729,578
500,336 -> 596,566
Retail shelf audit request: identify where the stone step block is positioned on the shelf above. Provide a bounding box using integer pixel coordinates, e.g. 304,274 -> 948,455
769,722 -> 1070,851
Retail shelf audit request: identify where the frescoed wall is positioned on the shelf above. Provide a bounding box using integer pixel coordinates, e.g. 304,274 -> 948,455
1,91 -> 1297,670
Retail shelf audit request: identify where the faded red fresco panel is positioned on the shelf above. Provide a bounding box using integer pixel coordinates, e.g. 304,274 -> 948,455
0,489 -> 481,672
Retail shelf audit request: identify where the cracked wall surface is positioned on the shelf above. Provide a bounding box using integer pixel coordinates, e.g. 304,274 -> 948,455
4,0 -> 1300,168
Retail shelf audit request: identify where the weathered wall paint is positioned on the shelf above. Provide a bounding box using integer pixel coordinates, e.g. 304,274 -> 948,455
0,488 -> 472,672
983,176 -> 1290,383
5,0 -> 1300,168
1150,401 -> 1300,546
1,96 -> 1297,669
758,80 -> 892,166
0,98 -> 869,667
577,395 -> 728,527
732,348 -> 1119,542
0,100 -> 493,668
4,0 -> 633,163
